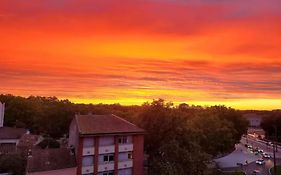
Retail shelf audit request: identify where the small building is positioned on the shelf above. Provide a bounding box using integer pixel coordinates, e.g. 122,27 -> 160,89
69,114 -> 145,175
0,102 -> 28,154
243,113 -> 266,139
26,148 -> 77,175
243,113 -> 262,128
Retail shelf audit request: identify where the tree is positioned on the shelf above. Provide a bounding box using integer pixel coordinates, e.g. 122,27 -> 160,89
261,112 -> 281,142
37,137 -> 60,149
0,153 -> 26,175
138,99 -> 210,175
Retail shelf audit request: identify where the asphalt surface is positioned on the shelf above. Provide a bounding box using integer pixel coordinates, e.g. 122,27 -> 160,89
216,136 -> 281,175
243,158 -> 281,175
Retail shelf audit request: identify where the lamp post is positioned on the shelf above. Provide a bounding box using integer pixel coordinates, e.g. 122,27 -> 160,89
273,125 -> 277,175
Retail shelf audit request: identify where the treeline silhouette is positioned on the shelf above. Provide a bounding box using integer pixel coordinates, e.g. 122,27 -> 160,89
0,94 -> 249,174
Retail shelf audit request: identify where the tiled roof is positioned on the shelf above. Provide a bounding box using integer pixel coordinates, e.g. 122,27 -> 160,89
27,148 -> 76,173
75,114 -> 145,135
0,127 -> 27,139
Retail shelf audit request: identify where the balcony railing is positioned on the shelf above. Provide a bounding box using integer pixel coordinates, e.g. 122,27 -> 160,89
118,143 -> 133,152
118,160 -> 133,169
98,162 -> 115,172
82,165 -> 94,174
99,145 -> 115,154
83,147 -> 95,156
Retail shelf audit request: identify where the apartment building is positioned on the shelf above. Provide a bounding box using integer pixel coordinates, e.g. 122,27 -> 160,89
68,114 -> 145,175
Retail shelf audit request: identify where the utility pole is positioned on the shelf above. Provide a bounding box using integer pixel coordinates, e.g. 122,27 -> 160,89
273,125 -> 277,175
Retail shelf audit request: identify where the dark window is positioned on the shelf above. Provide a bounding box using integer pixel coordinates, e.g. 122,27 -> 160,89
118,136 -> 128,144
103,154 -> 114,162
109,155 -> 114,161
128,152 -> 133,159
118,138 -> 122,144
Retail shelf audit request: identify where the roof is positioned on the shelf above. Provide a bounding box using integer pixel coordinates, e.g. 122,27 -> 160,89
0,127 -> 27,139
243,113 -> 262,119
27,148 -> 76,173
75,114 -> 145,135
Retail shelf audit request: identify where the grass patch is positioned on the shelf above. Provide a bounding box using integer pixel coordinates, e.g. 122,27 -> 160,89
271,165 -> 281,175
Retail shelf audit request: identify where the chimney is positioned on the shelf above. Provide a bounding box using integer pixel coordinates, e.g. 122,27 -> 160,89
0,102 -> 4,127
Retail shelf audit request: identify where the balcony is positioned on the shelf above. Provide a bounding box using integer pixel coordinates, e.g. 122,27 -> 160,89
83,147 -> 95,156
118,144 -> 133,152
99,145 -> 115,154
118,160 -> 133,169
98,162 -> 115,172
82,165 -> 94,174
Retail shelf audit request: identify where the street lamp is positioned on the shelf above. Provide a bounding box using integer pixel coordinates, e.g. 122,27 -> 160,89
273,125 -> 277,175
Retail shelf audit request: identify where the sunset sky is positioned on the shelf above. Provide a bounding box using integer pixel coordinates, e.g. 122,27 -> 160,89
1,0 -> 281,110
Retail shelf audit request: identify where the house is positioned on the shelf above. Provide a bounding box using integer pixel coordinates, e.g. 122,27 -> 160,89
243,113 -> 265,138
26,148 -> 77,175
69,114 -> 145,175
243,113 -> 262,128
0,102 -> 28,154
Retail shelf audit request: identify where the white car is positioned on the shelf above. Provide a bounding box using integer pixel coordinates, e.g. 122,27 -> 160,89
263,153 -> 271,158
255,158 -> 265,165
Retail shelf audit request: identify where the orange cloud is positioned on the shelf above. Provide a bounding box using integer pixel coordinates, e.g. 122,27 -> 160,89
0,0 -> 281,109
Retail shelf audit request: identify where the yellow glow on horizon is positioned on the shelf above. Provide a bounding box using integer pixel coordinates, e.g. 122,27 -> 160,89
66,97 -> 281,110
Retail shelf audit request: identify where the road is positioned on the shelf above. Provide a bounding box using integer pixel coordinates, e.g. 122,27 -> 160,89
241,136 -> 281,158
215,136 -> 281,175
243,158 -> 281,175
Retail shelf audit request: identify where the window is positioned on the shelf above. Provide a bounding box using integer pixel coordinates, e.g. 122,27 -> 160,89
118,152 -> 133,161
82,156 -> 94,167
118,168 -> 132,175
102,154 -> 114,163
118,136 -> 128,144
83,137 -> 94,148
128,152 -> 133,159
99,136 -> 114,146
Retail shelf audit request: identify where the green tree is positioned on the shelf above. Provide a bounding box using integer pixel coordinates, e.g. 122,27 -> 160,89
0,153 -> 26,175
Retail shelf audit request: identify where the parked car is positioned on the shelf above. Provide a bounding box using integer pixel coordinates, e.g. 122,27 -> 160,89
255,158 -> 265,165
